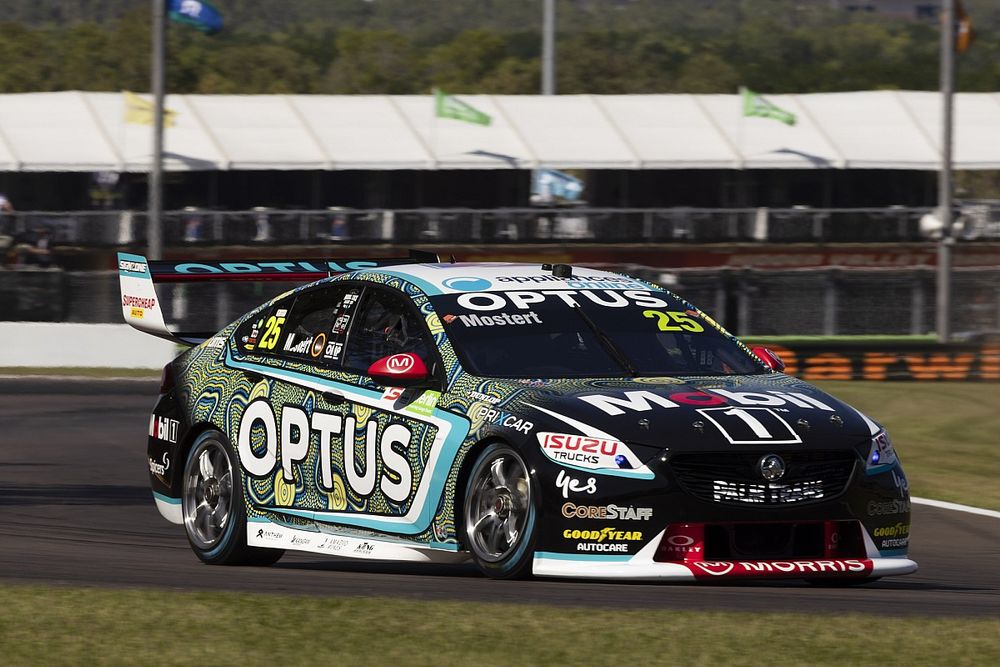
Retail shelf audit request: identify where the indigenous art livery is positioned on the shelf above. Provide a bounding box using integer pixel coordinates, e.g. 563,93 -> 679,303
120,251 -> 916,582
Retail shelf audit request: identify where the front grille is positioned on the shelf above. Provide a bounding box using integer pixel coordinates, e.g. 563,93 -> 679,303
669,450 -> 857,507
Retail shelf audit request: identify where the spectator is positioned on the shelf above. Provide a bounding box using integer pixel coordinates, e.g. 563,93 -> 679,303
15,226 -> 53,268
0,192 -> 12,213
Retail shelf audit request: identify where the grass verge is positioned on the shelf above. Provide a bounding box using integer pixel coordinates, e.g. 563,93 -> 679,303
814,381 -> 1000,511
0,585 -> 997,666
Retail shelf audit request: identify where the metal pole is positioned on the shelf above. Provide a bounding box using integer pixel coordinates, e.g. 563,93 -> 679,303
542,0 -> 555,95
149,0 -> 166,260
936,0 -> 956,343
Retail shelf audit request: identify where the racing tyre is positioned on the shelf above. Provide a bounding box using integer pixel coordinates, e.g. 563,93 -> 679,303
181,430 -> 283,566
463,443 -> 538,579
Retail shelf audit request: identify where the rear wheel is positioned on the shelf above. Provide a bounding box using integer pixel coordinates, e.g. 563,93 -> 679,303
463,443 -> 538,579
181,430 -> 283,566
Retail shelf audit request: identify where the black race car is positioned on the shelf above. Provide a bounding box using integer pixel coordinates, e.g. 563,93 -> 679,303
120,251 -> 915,581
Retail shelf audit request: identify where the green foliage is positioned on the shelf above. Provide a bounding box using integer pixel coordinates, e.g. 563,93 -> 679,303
0,1 -> 997,95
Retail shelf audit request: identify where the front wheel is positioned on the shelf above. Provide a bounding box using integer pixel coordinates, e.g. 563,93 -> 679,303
181,430 -> 283,566
463,443 -> 538,579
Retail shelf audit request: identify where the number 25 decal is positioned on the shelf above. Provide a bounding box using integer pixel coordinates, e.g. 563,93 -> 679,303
643,310 -> 704,333
697,407 -> 801,445
258,315 -> 286,350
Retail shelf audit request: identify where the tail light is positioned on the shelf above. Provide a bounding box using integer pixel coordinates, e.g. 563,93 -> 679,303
159,364 -> 175,395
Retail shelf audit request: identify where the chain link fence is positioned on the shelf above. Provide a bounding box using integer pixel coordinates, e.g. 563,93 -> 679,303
3,204 -> 1000,248
3,266 -> 997,339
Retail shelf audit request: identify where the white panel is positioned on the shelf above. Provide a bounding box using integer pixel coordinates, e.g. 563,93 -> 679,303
598,95 -> 739,169
392,95 -> 535,169
497,95 -> 637,168
290,95 -> 432,169
698,93 -> 842,169
187,95 -> 327,169
899,91 -> 1000,170
0,323 -> 177,368
799,91 -> 938,169
0,92 -> 119,171
84,92 -> 225,172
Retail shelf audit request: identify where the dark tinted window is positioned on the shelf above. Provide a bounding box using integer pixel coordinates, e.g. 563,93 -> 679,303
343,288 -> 433,373
430,289 -> 763,378
234,285 -> 362,368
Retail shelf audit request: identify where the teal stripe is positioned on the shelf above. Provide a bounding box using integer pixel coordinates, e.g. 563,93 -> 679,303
546,458 -> 655,480
153,491 -> 180,505
535,551 -> 632,562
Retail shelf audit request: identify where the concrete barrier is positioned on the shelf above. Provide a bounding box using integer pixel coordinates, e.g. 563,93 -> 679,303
3,322 -> 179,368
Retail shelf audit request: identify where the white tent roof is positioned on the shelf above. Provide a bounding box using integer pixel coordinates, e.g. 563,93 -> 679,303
1,90 -> 998,172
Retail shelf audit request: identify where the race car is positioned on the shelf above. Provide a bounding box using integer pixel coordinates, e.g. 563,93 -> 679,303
119,251 -> 916,582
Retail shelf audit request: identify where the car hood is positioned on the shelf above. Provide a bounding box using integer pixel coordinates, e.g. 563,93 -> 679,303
510,374 -> 876,452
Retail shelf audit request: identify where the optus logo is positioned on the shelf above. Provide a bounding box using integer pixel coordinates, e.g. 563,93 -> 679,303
442,276 -> 492,292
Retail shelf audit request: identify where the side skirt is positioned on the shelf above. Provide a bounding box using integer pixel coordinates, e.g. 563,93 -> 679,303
246,518 -> 471,564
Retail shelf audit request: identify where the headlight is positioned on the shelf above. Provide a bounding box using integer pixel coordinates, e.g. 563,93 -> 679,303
865,430 -> 897,474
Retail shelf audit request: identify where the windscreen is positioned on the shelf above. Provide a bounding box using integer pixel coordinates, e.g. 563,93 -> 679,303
430,288 -> 764,378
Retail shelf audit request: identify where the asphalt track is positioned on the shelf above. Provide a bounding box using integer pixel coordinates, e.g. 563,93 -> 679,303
1,377 -> 997,617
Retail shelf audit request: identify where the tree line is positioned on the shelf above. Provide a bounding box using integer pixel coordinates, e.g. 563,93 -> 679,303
0,0 -> 997,95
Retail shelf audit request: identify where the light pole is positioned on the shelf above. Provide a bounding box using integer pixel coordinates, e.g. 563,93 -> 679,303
936,0 -> 956,343
148,0 -> 166,261
542,0 -> 555,95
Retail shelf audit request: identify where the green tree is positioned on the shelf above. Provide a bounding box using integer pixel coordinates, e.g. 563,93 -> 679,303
425,29 -> 507,92
319,30 -> 422,94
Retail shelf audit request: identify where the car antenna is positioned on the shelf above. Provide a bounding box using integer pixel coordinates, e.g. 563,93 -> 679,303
551,263 -> 573,278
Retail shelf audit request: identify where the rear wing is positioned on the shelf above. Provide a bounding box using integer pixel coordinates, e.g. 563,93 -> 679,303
117,250 -> 439,346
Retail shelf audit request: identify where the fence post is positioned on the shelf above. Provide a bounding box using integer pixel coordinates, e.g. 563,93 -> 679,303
823,269 -> 838,336
911,270 -> 926,335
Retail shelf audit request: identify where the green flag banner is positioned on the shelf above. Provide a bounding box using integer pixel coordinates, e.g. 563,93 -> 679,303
434,88 -> 491,126
741,87 -> 796,126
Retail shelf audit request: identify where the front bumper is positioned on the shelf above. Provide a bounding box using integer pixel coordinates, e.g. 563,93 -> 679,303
533,523 -> 918,580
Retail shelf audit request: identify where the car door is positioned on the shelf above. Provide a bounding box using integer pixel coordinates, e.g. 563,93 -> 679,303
229,283 -> 363,521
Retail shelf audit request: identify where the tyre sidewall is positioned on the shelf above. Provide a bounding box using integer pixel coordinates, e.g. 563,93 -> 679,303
463,442 -> 539,579
182,430 -> 248,564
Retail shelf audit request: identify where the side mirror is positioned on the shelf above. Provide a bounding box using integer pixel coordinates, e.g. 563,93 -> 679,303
751,346 -> 786,372
367,352 -> 430,388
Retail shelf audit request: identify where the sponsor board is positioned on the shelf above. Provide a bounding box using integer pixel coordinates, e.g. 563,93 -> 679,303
561,502 -> 652,521
685,559 -> 873,578
538,432 -> 642,470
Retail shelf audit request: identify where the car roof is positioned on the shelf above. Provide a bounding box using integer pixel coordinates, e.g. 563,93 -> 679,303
357,262 -> 655,296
